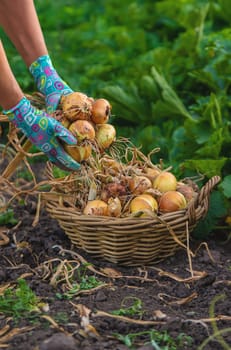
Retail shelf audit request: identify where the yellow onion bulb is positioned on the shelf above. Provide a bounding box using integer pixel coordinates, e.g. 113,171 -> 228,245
95,124 -> 116,150
91,98 -> 112,124
158,191 -> 187,213
136,194 -> 158,212
64,143 -> 92,163
153,171 -> 177,193
83,199 -> 108,216
130,194 -> 158,215
69,120 -> 95,142
128,175 -> 152,195
61,91 -> 92,121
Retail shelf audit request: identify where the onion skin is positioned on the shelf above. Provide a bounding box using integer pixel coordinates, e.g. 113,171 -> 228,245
64,144 -> 92,162
91,98 -> 112,124
176,182 -> 195,203
95,124 -> 116,150
153,171 -> 177,193
69,120 -> 95,142
101,182 -> 127,203
137,194 -> 158,212
107,197 -> 122,217
61,92 -> 92,121
128,176 -> 152,195
143,167 -> 161,181
158,191 -> 187,213
130,197 -> 153,213
83,199 -> 108,216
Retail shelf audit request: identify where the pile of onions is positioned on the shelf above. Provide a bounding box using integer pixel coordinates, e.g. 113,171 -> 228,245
59,92 -> 116,161
57,92 -> 198,219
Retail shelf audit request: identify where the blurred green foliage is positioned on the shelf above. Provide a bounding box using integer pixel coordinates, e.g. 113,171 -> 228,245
0,0 -> 230,235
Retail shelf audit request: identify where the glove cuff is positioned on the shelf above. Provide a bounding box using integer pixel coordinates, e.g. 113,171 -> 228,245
3,96 -> 29,121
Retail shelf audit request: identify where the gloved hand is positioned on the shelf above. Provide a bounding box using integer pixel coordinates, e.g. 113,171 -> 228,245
29,55 -> 73,114
3,96 -> 80,171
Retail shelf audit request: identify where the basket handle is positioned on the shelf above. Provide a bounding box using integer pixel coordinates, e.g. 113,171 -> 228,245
187,175 -> 221,225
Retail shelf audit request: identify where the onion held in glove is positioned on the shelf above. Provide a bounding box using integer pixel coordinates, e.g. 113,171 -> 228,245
91,98 -> 111,124
69,120 -> 95,142
61,92 -> 93,121
95,124 -> 116,150
64,143 -> 92,163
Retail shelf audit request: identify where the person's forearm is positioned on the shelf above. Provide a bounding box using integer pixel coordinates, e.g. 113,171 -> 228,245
0,40 -> 23,110
0,0 -> 48,67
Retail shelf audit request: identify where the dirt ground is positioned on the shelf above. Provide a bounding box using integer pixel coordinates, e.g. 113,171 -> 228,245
0,158 -> 231,350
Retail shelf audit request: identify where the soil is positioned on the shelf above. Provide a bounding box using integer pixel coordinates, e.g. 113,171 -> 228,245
0,158 -> 231,350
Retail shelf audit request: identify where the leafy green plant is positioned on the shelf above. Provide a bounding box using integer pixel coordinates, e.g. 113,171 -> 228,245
0,208 -> 18,226
56,263 -> 103,300
110,297 -> 143,318
114,328 -> 193,350
0,279 -> 41,320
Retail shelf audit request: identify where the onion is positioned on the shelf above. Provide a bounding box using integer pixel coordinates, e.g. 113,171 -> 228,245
101,182 -> 127,203
83,199 -> 108,216
158,191 -> 187,213
95,124 -> 116,150
136,194 -> 158,211
143,167 -> 161,181
176,182 -> 196,203
153,171 -> 177,193
61,92 -> 92,121
91,98 -> 111,124
64,143 -> 92,162
107,197 -> 122,217
60,116 -> 71,129
130,194 -> 158,215
69,120 -> 95,142
128,175 -> 152,195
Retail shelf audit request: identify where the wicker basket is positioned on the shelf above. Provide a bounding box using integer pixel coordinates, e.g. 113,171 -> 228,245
43,175 -> 220,266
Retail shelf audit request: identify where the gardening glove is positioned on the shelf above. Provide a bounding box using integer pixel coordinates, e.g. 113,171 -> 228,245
29,55 -> 73,114
3,96 -> 80,171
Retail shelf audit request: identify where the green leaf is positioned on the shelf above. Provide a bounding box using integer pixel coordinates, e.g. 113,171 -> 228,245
151,67 -> 193,120
192,190 -> 227,238
220,175 -> 231,198
183,158 -> 227,177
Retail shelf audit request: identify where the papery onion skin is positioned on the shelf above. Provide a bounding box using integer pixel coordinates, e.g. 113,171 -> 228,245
95,124 -> 116,150
176,182 -> 196,203
83,199 -> 108,216
91,98 -> 112,124
64,144 -> 92,162
137,194 -> 158,212
159,191 -> 187,213
153,171 -> 177,193
69,120 -> 96,142
143,167 -> 161,181
61,92 -> 92,121
107,197 -> 122,217
128,176 -> 152,195
130,197 -> 153,214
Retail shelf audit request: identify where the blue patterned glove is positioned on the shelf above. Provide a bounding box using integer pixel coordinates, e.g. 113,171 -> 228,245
3,97 -> 80,171
29,55 -> 73,114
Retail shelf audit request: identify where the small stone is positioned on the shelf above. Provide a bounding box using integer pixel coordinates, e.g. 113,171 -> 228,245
95,290 -> 107,302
